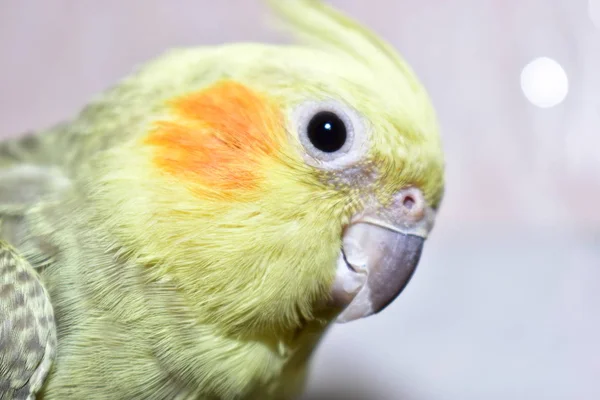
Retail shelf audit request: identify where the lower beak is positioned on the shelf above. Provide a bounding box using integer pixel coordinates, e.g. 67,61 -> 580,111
331,221 -> 426,323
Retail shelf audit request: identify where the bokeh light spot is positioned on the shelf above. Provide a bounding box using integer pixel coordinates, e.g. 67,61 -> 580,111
520,57 -> 569,108
590,0 -> 600,28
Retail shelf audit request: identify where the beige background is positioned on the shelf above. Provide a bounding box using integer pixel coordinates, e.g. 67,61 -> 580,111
1,1 -> 599,399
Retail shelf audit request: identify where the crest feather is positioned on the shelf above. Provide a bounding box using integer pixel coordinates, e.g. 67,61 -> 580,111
265,0 -> 421,92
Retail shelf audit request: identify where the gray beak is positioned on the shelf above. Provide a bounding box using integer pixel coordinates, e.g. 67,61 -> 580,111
329,187 -> 435,323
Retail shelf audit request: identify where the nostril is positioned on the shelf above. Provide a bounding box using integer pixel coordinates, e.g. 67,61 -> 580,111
396,187 -> 426,219
402,195 -> 416,210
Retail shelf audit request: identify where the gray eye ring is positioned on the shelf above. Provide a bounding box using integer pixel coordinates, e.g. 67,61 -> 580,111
293,100 -> 369,170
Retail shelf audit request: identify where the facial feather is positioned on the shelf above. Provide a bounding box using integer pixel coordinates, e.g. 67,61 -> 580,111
145,80 -> 287,196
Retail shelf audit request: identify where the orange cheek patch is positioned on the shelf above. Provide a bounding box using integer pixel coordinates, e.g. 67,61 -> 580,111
144,80 -> 284,192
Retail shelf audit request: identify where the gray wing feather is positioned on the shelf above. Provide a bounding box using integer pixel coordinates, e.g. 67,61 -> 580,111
0,242 -> 56,400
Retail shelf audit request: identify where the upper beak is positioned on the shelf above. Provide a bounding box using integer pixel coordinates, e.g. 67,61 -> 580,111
330,187 -> 436,323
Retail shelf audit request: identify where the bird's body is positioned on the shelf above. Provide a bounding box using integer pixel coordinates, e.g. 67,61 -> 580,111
0,1 -> 445,399
1,53 -> 330,398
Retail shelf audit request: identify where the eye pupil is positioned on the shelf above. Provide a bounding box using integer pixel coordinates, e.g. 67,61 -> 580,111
307,111 -> 347,153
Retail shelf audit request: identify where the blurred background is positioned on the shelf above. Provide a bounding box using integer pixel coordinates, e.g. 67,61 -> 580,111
1,0 -> 599,399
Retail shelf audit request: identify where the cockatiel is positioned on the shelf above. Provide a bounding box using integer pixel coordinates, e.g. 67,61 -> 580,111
0,0 -> 444,399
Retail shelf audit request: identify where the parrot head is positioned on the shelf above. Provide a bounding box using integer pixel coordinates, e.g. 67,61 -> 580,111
84,0 -> 444,337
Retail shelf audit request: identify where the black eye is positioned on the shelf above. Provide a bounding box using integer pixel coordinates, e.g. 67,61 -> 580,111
306,111 -> 347,153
